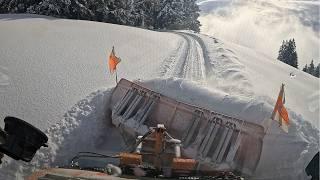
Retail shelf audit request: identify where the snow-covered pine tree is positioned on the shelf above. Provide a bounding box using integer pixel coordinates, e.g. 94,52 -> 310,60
277,40 -> 286,63
277,39 -> 298,68
302,61 -> 319,78
133,0 -> 161,29
1,0 -> 201,31
0,0 -> 41,13
132,0 -> 200,32
33,0 -> 97,20
289,39 -> 298,68
302,64 -> 308,72
315,64 -> 320,78
31,0 -> 69,17
181,0 -> 201,32
155,0 -> 200,32
88,0 -> 109,22
107,0 -> 130,25
308,60 -> 315,75
154,0 -> 184,30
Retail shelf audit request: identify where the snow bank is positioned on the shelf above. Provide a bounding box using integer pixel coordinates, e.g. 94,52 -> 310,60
0,88 -> 127,179
0,14 -> 180,179
142,78 -> 319,180
0,76 -> 317,179
183,32 -> 319,180
0,14 -> 180,130
193,33 -> 319,129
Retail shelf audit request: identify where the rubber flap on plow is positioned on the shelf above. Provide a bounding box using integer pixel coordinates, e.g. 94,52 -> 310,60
109,79 -> 265,176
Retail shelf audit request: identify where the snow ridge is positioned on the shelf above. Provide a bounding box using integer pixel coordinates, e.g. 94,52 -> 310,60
0,88 -> 126,179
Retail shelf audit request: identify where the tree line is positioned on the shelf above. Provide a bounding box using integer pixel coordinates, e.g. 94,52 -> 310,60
0,0 -> 201,32
277,38 -> 319,78
302,60 -> 320,78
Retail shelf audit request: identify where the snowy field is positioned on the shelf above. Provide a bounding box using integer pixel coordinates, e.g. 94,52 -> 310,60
0,13 -> 319,180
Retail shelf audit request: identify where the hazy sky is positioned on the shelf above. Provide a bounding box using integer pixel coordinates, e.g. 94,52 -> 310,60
197,0 -> 320,66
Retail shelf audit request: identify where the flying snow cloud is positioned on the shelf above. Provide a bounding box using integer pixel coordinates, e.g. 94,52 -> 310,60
197,0 -> 320,66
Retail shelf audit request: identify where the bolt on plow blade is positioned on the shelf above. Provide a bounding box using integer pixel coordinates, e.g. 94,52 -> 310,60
109,79 -> 265,176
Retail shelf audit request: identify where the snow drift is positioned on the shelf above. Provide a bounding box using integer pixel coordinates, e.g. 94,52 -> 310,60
142,78 -> 319,180
0,14 -> 180,129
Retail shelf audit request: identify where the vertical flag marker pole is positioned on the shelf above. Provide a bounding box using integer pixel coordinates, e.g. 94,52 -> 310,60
116,69 -> 118,84
108,46 -> 121,84
266,83 -> 290,134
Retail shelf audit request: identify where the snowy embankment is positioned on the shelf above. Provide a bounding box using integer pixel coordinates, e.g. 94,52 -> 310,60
0,14 -> 319,180
0,14 -> 179,129
0,14 -> 180,179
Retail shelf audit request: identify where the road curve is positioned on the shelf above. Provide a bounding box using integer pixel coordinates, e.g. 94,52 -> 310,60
160,32 -> 208,83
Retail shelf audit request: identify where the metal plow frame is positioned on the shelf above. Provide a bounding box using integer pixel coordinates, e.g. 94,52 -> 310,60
109,79 -> 265,176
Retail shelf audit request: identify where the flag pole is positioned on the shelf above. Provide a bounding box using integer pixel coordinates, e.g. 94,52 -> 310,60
265,83 -> 288,134
264,84 -> 282,134
115,69 -> 118,84
264,85 -> 282,134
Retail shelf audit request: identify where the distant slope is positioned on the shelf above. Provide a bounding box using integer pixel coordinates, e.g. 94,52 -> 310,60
225,40 -> 319,126
197,0 -> 320,66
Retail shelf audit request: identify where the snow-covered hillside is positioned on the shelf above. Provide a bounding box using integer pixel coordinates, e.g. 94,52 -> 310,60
0,14 -> 180,129
0,14 -> 319,180
197,0 -> 320,66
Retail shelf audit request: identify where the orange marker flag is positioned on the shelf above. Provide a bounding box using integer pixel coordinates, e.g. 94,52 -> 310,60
108,46 -> 121,83
271,84 -> 290,133
108,46 -> 121,74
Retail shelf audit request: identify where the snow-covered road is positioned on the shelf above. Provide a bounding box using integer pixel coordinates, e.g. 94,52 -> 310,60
160,32 -> 207,83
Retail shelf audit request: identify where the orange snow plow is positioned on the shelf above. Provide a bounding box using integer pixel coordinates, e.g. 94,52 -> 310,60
109,79 -> 265,176
27,123 -> 245,179
26,78 -> 265,179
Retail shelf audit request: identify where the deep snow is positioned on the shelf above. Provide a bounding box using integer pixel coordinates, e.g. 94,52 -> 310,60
0,14 -> 180,129
0,14 -> 319,180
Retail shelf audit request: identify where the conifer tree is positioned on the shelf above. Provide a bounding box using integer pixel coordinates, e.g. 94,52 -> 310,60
302,64 -> 308,72
308,60 -> 315,75
0,0 -> 201,32
290,39 -> 298,68
277,40 -> 286,63
277,39 -> 298,68
315,64 -> 320,78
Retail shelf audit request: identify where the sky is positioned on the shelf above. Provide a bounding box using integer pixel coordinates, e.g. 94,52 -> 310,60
197,0 -> 320,67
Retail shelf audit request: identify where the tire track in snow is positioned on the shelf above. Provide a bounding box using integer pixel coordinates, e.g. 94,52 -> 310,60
160,32 -> 208,83
160,32 -> 255,96
0,66 -> 10,88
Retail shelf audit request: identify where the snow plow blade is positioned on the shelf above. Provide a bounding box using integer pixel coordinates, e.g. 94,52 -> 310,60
109,79 -> 265,176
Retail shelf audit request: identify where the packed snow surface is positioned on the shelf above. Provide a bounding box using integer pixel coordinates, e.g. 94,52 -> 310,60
0,14 -> 319,180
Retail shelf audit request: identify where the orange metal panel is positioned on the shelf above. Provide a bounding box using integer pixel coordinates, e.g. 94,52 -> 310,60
119,153 -> 142,165
172,158 -> 196,170
26,168 -> 111,180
